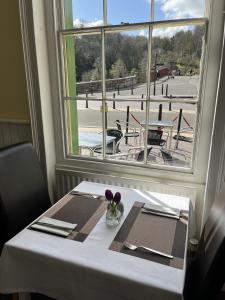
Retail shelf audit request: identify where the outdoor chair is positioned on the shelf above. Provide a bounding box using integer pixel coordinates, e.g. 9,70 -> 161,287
135,147 -> 152,161
160,148 -> 189,167
108,146 -> 153,162
147,129 -> 167,146
0,142 -> 51,253
94,129 -> 123,155
115,120 -> 140,145
184,183 -> 225,300
173,134 -> 193,143
173,127 -> 194,149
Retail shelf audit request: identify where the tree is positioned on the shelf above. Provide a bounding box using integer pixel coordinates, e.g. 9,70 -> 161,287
75,25 -> 204,82
110,59 -> 128,78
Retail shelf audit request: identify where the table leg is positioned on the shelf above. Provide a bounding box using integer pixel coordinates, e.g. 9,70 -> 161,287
112,140 -> 115,154
169,127 -> 173,149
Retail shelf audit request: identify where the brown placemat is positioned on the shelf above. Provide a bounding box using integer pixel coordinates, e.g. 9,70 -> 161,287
110,201 -> 188,269
36,194 -> 107,242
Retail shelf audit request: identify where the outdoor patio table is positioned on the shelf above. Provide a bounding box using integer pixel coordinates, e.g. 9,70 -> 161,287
140,120 -> 174,149
0,181 -> 191,300
79,132 -> 116,156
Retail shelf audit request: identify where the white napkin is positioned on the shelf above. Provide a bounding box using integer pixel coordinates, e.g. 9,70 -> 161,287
143,203 -> 180,217
30,217 -> 77,237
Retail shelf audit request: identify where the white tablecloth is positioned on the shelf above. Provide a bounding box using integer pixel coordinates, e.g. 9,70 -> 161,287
0,181 -> 190,300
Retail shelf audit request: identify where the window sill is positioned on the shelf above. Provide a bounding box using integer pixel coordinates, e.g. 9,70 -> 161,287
56,155 -> 205,188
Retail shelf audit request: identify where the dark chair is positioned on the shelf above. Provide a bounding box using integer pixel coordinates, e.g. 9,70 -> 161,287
94,129 -> 123,155
115,120 -> 139,144
173,134 -> 193,143
184,184 -> 225,300
160,148 -> 189,167
0,142 -> 51,253
136,147 -> 152,161
147,129 -> 166,146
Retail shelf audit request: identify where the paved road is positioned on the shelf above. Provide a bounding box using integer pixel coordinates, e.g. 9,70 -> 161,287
77,75 -> 199,113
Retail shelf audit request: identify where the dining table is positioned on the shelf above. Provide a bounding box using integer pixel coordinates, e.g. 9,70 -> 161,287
79,132 -> 116,156
0,181 -> 191,300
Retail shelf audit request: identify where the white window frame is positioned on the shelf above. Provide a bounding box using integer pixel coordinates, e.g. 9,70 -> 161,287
20,0 -> 225,189
60,7 -> 206,170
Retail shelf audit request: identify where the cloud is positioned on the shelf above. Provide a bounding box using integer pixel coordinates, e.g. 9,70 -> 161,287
139,29 -> 148,37
157,0 -> 204,19
153,26 -> 189,38
73,18 -> 103,28
73,18 -> 82,28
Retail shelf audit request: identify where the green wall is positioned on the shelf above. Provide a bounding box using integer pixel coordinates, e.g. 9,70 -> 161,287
0,1 -> 29,121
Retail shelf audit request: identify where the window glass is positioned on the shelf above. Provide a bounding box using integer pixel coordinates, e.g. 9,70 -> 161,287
61,0 -> 206,170
105,29 -> 149,99
105,100 -> 146,163
145,102 -> 197,168
107,0 -> 150,25
151,25 -> 205,98
155,0 -> 205,21
73,34 -> 103,157
72,0 -> 103,28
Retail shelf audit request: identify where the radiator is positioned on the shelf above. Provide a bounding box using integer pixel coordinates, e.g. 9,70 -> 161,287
55,168 -> 195,200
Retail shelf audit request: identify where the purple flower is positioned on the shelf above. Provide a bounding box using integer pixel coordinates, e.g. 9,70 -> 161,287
113,192 -> 121,205
105,189 -> 113,201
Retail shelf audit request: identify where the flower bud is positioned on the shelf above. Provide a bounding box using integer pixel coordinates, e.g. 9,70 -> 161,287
113,192 -> 121,204
105,189 -> 113,201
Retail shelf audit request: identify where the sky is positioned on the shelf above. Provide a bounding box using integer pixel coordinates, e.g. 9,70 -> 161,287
72,0 -> 204,37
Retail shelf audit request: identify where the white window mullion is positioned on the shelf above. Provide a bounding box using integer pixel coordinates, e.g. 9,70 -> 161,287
144,0 -> 154,164
192,25 -> 207,171
101,0 -> 107,158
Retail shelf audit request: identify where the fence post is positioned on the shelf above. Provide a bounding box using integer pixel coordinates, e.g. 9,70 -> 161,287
117,84 -> 120,95
105,103 -> 108,130
113,101 -> 115,109
161,84 -> 164,95
175,109 -> 183,149
131,77 -> 134,95
125,106 -> 130,145
169,94 -> 172,111
141,101 -> 144,110
158,104 -> 162,121
166,84 -> 168,97
86,100 -> 88,108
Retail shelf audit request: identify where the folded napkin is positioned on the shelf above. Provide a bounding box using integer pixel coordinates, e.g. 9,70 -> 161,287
143,203 -> 180,217
30,217 -> 77,237
71,189 -> 102,199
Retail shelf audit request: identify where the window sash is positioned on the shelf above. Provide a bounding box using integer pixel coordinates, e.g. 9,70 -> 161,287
59,1 -> 207,171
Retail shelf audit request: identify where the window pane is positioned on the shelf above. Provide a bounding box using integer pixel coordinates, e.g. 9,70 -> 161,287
144,101 -> 197,168
105,29 -> 149,100
75,34 -> 101,95
107,0 -> 150,25
74,34 -> 103,157
155,0 -> 205,21
77,98 -> 103,158
103,100 -> 146,163
63,34 -> 103,157
150,25 -> 205,99
72,0 -> 103,28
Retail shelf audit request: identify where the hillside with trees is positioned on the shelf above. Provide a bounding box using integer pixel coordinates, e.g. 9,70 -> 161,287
75,26 -> 204,83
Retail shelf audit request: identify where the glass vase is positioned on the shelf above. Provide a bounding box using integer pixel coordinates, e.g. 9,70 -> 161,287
106,204 -> 122,226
